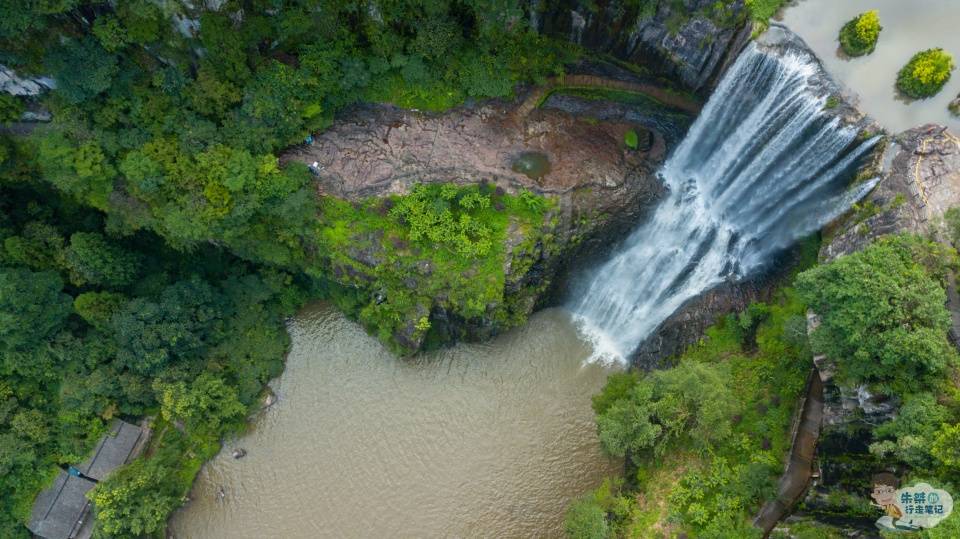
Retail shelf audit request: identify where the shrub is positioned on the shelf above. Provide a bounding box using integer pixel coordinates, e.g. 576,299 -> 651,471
595,361 -> 736,462
839,10 -> 881,57
897,48 -> 955,99
388,184 -> 496,258
564,497 -> 610,539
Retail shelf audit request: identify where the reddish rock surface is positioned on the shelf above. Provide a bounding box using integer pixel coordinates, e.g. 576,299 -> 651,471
282,96 -> 664,201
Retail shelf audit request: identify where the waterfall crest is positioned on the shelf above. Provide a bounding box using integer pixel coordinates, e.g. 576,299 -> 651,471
571,43 -> 879,363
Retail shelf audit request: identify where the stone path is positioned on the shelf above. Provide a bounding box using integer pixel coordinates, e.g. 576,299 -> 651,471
512,74 -> 702,122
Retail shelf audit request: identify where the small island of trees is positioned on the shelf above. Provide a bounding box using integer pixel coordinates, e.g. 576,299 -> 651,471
839,10 -> 881,57
897,48 -> 955,99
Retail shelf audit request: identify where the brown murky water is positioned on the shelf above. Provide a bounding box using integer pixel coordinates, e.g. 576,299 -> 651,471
780,0 -> 960,133
169,304 -> 620,538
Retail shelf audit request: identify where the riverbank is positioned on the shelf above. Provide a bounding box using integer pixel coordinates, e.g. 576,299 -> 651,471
170,304 -> 621,538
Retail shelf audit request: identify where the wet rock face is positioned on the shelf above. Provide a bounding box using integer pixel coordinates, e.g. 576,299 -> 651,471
823,124 -> 960,261
533,0 -> 751,94
631,245 -> 805,368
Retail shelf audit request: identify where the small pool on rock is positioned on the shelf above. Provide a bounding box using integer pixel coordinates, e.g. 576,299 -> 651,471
511,151 -> 552,180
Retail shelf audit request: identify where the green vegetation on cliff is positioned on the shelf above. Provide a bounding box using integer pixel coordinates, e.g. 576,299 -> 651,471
317,183 -> 556,353
839,10 -> 881,57
567,288 -> 812,537
745,0 -> 789,25
897,48 -> 956,99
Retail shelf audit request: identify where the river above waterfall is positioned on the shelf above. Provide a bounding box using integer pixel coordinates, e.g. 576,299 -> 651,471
780,0 -> 960,133
169,303 -> 620,538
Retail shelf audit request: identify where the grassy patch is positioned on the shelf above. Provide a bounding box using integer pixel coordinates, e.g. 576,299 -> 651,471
363,73 -> 469,112
746,0 -> 787,21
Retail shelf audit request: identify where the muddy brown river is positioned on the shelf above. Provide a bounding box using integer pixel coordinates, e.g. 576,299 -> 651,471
169,303 -> 620,538
780,0 -> 960,133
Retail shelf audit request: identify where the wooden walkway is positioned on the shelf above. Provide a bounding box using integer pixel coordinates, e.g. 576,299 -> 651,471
512,74 -> 702,122
753,370 -> 825,536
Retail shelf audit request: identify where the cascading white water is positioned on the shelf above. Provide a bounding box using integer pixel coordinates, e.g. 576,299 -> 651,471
571,43 -> 880,363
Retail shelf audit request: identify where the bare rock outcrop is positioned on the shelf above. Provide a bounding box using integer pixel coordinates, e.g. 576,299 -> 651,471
822,125 -> 960,261
283,64 -> 695,351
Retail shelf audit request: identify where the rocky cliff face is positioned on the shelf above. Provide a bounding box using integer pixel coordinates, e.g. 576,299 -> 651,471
787,126 -> 960,532
284,60 -> 694,351
532,0 -> 752,94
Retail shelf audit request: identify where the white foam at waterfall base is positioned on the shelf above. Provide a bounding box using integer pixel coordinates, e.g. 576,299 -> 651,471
571,43 -> 879,365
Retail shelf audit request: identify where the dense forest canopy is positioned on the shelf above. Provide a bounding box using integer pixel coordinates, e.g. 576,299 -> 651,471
2,0 -> 569,262
0,1 -> 579,536
1,0 -> 863,537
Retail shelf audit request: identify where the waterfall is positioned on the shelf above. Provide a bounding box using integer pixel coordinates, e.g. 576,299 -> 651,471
571,43 -> 879,363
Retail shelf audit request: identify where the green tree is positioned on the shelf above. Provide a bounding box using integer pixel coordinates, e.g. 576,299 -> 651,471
2,221 -> 65,270
88,457 -> 180,538
0,94 -> 23,125
44,37 -> 118,103
65,232 -> 142,288
10,409 -> 50,444
897,48 -> 955,99
154,373 -> 246,436
74,291 -> 128,330
869,392 -> 950,468
591,371 -> 639,415
0,267 -> 71,352
36,133 -> 116,209
839,10 -> 881,57
796,235 -> 957,392
595,362 -> 736,462
651,361 -> 737,449
931,423 -> 960,469
596,380 -> 661,461
92,15 -> 127,52
111,279 -> 222,375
